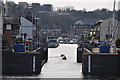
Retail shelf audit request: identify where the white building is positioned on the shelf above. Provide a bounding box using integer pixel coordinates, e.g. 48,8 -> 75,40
20,17 -> 41,49
20,17 -> 34,40
100,18 -> 118,41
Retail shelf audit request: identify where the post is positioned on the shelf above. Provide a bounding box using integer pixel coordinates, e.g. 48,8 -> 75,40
33,56 -> 36,72
88,55 -> 91,73
0,1 -> 3,78
32,13 -> 34,51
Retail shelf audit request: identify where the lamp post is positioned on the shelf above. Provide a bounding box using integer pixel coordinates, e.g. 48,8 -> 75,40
34,17 -> 40,48
31,12 -> 42,49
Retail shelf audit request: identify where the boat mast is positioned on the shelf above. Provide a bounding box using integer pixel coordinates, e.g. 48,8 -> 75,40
112,0 -> 116,40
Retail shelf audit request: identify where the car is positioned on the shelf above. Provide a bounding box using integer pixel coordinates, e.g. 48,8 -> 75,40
59,40 -> 65,44
69,40 -> 75,44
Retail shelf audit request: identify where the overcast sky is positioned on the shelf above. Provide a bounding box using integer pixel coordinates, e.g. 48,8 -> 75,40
5,0 -> 120,11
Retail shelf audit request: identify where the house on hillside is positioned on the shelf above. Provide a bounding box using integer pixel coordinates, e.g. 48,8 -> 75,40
82,18 -> 101,25
89,20 -> 103,40
72,19 -> 95,40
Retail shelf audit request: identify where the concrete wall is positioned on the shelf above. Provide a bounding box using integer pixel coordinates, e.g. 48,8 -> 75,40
2,51 -> 41,75
82,53 -> 120,76
2,47 -> 48,76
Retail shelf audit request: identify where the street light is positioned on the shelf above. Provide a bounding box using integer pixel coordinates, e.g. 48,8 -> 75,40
31,12 -> 42,49
34,17 -> 40,48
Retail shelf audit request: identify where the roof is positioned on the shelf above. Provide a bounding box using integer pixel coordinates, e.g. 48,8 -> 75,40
4,16 -> 20,24
81,18 -> 101,25
75,20 -> 83,25
20,17 -> 32,27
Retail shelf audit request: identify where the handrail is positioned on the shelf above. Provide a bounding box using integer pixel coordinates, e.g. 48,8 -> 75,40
33,47 -> 41,52
84,48 -> 92,54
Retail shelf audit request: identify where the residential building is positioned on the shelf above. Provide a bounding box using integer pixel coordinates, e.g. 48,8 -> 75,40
20,17 -> 33,40
100,18 -> 118,41
20,17 -> 41,49
90,20 -> 103,40
32,3 -> 40,8
32,3 -> 40,13
5,1 -> 16,16
40,29 -> 61,43
81,18 -> 100,25
3,16 -> 20,47
41,29 -> 61,37
41,4 -> 53,12
19,2 -> 28,9
73,19 -> 95,40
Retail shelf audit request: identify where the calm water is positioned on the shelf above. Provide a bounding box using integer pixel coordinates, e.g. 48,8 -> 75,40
39,44 -> 82,78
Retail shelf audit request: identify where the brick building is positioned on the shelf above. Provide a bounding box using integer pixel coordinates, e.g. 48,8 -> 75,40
3,16 -> 20,47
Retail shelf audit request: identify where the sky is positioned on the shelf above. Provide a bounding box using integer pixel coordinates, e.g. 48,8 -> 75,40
4,0 -> 120,11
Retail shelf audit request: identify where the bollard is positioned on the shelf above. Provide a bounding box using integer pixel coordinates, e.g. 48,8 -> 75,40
43,47 -> 48,63
77,47 -> 83,63
41,42 -> 48,63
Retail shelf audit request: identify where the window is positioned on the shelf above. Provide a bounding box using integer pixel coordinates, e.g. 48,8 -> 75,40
6,25 -> 11,30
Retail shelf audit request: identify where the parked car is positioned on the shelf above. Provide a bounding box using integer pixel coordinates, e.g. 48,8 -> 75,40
69,40 -> 75,44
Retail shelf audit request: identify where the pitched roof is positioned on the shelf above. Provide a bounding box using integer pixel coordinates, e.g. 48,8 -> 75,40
4,16 -> 20,24
81,18 -> 100,25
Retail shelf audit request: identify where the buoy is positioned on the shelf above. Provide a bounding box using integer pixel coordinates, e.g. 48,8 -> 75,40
62,55 -> 67,60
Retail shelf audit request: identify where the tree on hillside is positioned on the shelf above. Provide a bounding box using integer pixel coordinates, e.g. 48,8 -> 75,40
38,13 -> 76,33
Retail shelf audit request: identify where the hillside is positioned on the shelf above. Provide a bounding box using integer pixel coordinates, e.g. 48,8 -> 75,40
37,10 -> 113,33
